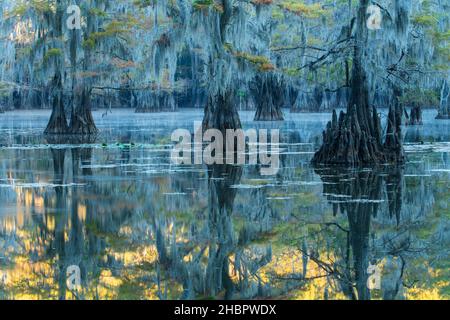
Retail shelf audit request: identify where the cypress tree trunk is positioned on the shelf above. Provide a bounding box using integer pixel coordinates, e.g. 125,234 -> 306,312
203,90 -> 241,132
70,88 -> 98,134
69,26 -> 79,131
45,72 -> 69,134
384,86 -> 406,163
202,0 -> 241,131
437,79 -> 450,119
44,1 -> 69,135
253,74 -> 284,121
313,0 -> 404,166
69,4 -> 98,135
406,104 -> 423,125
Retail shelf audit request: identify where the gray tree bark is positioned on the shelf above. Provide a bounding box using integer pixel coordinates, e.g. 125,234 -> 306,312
45,1 -> 69,134
313,0 -> 405,166
253,74 -> 284,121
437,79 -> 450,119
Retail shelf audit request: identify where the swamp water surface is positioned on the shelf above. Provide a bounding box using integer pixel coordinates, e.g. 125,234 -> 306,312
0,109 -> 448,300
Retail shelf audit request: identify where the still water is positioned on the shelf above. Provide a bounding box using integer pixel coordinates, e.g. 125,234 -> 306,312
0,109 -> 448,300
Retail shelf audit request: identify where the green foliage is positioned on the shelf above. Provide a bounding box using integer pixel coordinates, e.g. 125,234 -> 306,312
280,1 -> 328,19
89,8 -> 108,18
282,67 -> 301,77
223,43 -> 275,72
412,14 -> 438,27
192,0 -> 214,10
192,0 -> 224,12
235,52 -> 275,72
133,0 -> 155,8
15,46 -> 32,59
84,20 -> 133,49
0,82 -> 14,97
43,48 -> 62,62
400,88 -> 440,107
6,0 -> 52,18
82,38 -> 96,50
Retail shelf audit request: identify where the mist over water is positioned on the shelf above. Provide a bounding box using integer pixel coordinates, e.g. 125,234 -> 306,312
0,109 -> 448,300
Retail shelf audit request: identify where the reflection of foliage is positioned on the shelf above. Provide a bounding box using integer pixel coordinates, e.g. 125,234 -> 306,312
0,130 -> 448,300
280,1 -> 329,19
263,166 -> 450,300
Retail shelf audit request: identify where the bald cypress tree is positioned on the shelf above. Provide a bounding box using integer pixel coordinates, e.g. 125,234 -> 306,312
44,0 -> 69,134
313,0 -> 405,166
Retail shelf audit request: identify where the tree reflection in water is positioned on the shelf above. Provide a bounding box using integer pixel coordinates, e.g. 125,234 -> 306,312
152,162 -> 273,300
314,167 -> 404,300
0,111 -> 448,300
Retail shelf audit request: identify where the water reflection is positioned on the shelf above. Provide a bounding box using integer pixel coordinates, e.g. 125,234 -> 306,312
315,167 -> 405,300
0,110 -> 448,300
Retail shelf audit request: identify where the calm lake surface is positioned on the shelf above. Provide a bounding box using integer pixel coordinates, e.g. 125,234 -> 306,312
0,109 -> 448,300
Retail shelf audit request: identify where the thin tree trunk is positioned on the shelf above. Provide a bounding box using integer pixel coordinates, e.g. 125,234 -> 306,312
437,79 -> 450,119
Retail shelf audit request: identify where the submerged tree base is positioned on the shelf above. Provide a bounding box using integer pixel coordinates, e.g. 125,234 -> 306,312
203,92 -> 242,132
312,106 -> 405,166
253,75 -> 284,122
70,119 -> 99,135
70,90 -> 99,135
45,113 -> 69,135
406,106 -> 423,125
254,106 -> 284,121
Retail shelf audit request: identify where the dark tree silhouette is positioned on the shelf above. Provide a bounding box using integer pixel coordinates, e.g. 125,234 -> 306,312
44,1 -> 69,135
313,0 -> 405,166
